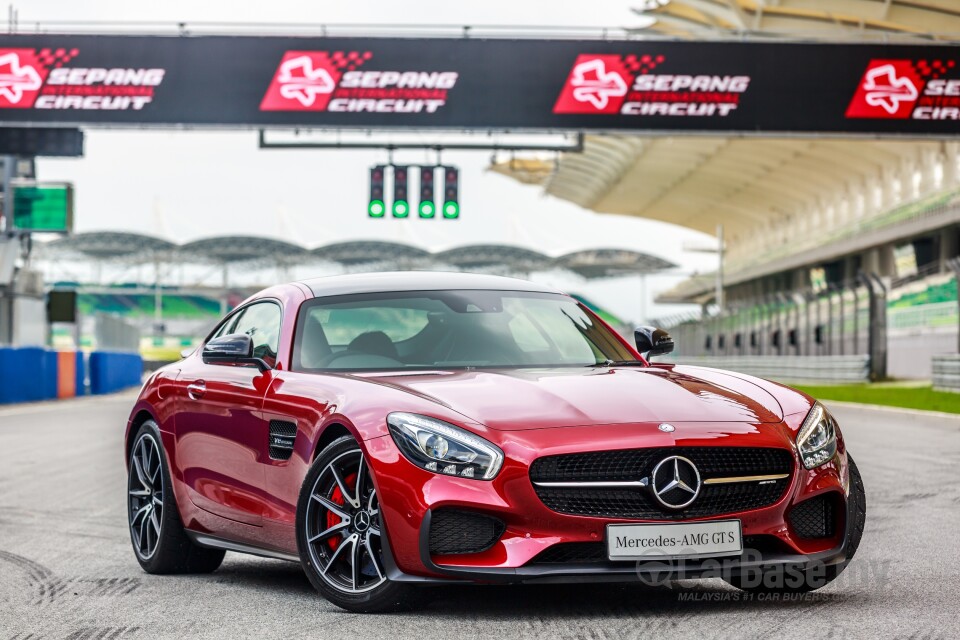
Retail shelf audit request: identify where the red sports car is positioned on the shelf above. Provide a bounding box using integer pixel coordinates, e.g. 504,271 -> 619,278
125,272 -> 865,612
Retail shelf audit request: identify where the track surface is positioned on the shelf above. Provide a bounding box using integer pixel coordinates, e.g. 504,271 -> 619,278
1,393 -> 958,639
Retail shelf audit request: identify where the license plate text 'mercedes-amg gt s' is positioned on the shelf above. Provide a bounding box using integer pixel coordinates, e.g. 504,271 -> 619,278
124,272 -> 866,612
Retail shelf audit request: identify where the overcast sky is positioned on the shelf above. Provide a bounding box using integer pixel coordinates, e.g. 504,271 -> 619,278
24,1 -> 717,323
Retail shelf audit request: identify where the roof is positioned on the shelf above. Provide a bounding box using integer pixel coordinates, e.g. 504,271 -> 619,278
434,245 -> 554,272
47,231 -> 176,259
37,233 -> 677,279
300,271 -> 562,298
493,0 -> 960,303
180,236 -> 308,264
495,137 -> 932,241
637,0 -> 960,41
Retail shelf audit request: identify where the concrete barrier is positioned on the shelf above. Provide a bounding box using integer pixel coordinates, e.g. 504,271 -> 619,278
89,352 -> 143,395
932,354 -> 960,392
667,355 -> 871,384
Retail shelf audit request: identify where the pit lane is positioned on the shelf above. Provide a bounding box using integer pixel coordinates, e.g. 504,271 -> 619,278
1,393 -> 957,639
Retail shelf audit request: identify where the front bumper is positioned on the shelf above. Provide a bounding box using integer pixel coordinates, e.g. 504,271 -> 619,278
364,418 -> 850,585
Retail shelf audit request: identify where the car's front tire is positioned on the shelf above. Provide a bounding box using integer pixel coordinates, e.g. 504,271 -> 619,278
127,420 -> 225,574
296,435 -> 425,612
725,454 -> 866,593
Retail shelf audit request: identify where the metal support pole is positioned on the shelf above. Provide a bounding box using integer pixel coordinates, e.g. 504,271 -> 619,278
221,263 -> 229,316
716,224 -> 725,314
859,272 -> 888,380
154,258 -> 163,338
852,285 -> 860,355
948,257 -> 960,352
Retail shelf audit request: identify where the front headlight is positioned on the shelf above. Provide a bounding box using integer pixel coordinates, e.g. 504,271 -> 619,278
796,402 -> 838,469
387,412 -> 504,480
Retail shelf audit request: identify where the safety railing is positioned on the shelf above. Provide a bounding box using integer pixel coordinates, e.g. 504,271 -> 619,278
653,273 -> 888,381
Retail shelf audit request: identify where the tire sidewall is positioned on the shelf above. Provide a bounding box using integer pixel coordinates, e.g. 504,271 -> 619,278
295,435 -> 414,612
128,420 -> 176,572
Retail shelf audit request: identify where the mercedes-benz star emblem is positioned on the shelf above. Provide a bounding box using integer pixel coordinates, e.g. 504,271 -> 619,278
354,510 -> 371,532
650,456 -> 701,510
658,423 -> 676,433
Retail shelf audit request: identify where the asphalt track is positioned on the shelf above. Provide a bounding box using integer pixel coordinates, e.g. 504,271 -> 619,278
1,392 -> 958,639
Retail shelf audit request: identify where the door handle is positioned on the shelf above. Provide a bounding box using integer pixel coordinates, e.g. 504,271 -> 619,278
187,381 -> 206,400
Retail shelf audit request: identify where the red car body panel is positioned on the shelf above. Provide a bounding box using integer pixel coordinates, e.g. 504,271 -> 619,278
126,274 -> 849,581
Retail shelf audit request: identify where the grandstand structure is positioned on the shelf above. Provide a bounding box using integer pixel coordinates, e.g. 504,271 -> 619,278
491,1 -> 960,378
36,233 -> 675,359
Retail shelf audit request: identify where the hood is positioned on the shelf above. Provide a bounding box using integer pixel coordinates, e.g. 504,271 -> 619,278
352,365 -> 784,431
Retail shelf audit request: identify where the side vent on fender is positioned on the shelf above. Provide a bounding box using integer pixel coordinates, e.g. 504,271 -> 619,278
269,420 -> 297,460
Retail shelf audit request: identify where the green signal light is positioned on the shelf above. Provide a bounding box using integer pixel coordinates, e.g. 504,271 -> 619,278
393,200 -> 409,218
419,201 -> 436,218
442,201 -> 459,219
368,200 -> 385,218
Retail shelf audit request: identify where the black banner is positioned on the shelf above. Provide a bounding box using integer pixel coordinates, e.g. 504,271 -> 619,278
0,34 -> 959,135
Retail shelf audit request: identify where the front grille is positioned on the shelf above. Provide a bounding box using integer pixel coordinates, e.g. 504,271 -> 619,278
428,510 -> 505,555
530,447 -> 793,520
789,494 -> 837,539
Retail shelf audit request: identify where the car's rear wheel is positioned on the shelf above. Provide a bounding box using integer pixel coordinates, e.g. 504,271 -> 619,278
296,435 -> 424,612
725,454 -> 866,593
127,421 -> 225,574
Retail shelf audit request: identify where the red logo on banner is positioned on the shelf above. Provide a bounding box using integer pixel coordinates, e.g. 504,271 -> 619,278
261,50 -> 370,111
846,60 -> 922,119
554,55 -> 635,114
0,49 -> 49,108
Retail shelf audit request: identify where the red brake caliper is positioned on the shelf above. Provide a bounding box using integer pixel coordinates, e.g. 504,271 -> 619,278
326,472 -> 357,550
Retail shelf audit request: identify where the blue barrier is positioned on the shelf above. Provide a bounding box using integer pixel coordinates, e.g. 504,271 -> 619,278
0,347 -> 20,404
18,347 -> 46,403
0,348 -> 138,403
0,346 -> 57,404
89,351 -> 143,395
75,351 -> 86,397
43,350 -> 58,401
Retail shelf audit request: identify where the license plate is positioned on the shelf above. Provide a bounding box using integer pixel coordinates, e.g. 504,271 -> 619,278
606,520 -> 743,561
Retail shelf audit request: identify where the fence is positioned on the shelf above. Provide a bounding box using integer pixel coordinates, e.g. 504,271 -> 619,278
655,273 -> 888,381
667,355 -> 870,384
933,355 -> 960,392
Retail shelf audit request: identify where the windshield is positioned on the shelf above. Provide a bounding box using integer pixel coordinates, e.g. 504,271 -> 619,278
293,290 -> 639,371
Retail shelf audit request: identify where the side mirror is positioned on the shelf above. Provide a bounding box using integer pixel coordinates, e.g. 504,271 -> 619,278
202,333 -> 270,371
634,326 -> 675,358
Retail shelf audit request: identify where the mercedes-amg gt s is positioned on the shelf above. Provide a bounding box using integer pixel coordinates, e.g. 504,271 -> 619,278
124,272 -> 866,612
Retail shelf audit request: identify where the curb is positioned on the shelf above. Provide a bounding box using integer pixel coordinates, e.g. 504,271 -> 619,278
820,399 -> 960,421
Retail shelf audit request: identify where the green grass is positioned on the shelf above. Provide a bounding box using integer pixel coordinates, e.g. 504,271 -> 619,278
793,383 -> 960,414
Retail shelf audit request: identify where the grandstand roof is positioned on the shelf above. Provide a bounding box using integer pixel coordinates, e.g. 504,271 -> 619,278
493,0 -> 960,304
36,232 -> 677,279
434,245 -> 554,272
637,0 -> 960,41
179,236 -> 308,264
556,248 -> 676,279
47,231 -> 177,259
312,241 -> 431,266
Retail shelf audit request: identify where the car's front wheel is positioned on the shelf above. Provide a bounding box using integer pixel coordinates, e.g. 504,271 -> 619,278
296,435 -> 425,612
725,454 -> 866,593
127,421 -> 225,574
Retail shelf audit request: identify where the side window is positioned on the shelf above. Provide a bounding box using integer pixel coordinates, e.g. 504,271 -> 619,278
230,302 -> 282,368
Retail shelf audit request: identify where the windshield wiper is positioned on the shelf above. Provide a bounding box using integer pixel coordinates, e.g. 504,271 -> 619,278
590,359 -> 647,368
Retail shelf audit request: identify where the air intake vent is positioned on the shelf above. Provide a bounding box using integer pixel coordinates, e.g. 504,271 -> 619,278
429,510 -> 505,555
269,420 -> 297,460
789,494 -> 837,539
